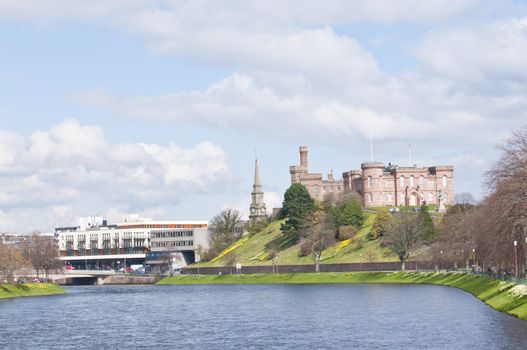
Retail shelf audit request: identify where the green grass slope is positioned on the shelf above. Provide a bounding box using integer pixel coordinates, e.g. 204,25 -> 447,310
159,272 -> 527,321
0,283 -> 65,299
197,214 -> 398,267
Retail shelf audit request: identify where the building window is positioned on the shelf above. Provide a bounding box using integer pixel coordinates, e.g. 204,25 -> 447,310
442,175 -> 447,187
428,192 -> 434,203
368,176 -> 372,188
314,186 -> 318,192
400,176 -> 404,186
387,193 -> 392,203
409,176 -> 414,187
399,193 -> 404,205
368,193 -> 372,203
419,176 -> 424,186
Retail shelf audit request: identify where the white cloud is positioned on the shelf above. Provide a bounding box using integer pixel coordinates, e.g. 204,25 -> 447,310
0,119 -> 230,232
414,17 -> 527,82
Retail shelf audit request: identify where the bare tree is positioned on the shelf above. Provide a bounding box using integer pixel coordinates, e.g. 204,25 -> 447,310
455,193 -> 477,205
21,233 -> 62,279
475,127 -> 527,274
268,248 -> 279,274
432,204 -> 476,268
382,213 -> 423,270
209,209 -> 243,256
299,211 -> 337,272
0,242 -> 28,282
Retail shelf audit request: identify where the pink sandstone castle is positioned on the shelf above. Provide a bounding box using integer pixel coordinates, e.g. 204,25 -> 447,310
289,146 -> 454,208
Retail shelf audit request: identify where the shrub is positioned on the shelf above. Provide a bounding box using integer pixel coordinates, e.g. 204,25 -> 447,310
338,225 -> 356,240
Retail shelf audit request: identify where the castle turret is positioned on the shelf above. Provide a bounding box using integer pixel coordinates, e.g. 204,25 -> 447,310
249,159 -> 267,221
300,146 -> 308,169
361,162 -> 385,207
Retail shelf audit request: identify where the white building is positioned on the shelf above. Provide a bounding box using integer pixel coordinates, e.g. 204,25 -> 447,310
56,215 -> 209,270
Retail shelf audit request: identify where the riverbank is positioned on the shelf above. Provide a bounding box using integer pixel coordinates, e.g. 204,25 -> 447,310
159,272 -> 527,320
0,283 -> 65,299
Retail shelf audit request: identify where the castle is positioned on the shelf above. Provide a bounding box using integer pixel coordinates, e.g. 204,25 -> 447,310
289,146 -> 454,208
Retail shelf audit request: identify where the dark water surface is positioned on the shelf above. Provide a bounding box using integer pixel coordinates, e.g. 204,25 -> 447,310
1,284 -> 527,349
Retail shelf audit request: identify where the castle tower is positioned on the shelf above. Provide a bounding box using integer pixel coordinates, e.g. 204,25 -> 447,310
249,159 -> 267,221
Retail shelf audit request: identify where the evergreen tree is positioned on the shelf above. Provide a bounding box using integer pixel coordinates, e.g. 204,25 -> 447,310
281,183 -> 316,234
339,196 -> 364,229
417,205 -> 436,242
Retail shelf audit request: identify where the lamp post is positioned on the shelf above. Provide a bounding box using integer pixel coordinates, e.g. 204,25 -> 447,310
514,240 -> 518,280
359,253 -> 362,272
472,248 -> 476,271
525,237 -> 527,278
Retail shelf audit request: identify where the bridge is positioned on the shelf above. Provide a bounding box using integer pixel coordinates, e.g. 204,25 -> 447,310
37,270 -> 162,285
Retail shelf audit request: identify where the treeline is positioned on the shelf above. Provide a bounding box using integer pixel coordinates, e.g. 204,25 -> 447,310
0,234 -> 62,282
432,127 -> 527,275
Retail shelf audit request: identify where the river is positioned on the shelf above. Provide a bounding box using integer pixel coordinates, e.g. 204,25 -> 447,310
1,284 -> 527,349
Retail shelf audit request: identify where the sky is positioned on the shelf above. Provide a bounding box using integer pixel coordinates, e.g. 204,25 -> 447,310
1,0 -> 526,232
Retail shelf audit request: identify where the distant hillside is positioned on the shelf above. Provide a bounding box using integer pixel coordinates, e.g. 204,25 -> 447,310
195,212 -> 420,267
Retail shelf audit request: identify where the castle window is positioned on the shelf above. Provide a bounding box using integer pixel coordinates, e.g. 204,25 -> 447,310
419,176 -> 425,186
387,193 -> 392,203
442,175 -> 447,187
428,193 -> 434,203
399,193 -> 404,205
409,176 -> 414,187
368,193 -> 372,203
399,176 -> 404,186
429,179 -> 435,188
314,186 -> 318,192
368,176 -> 372,188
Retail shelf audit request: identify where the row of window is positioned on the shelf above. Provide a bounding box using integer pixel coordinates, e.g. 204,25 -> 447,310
151,240 -> 194,248
65,247 -> 144,256
312,185 -> 342,194
367,175 -> 448,188
151,231 -> 194,238
366,192 -> 447,203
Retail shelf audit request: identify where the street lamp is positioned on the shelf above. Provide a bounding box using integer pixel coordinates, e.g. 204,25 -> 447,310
359,253 -> 362,272
472,248 -> 476,271
514,240 -> 518,280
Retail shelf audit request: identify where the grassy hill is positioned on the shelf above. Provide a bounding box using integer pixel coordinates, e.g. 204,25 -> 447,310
196,212 -> 406,267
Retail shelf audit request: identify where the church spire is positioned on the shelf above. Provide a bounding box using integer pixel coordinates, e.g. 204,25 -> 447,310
253,158 -> 261,188
249,158 -> 266,221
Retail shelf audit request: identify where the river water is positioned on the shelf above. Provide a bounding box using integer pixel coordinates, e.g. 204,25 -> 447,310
1,284 -> 527,349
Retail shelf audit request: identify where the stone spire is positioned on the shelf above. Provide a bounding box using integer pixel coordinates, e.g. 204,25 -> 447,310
254,158 -> 261,188
249,158 -> 267,221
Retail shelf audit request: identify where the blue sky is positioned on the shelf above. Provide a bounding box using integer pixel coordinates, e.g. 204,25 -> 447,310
0,0 -> 526,232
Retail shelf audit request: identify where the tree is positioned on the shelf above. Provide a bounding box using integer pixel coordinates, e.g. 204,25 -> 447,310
208,209 -> 243,256
0,242 -> 28,282
338,195 -> 364,229
21,233 -> 62,279
247,219 -> 269,236
298,211 -> 337,272
432,204 -> 476,266
382,213 -> 423,270
473,127 -> 527,272
455,193 -> 476,205
268,248 -> 279,274
417,205 -> 436,243
280,183 -> 315,235
370,210 -> 392,239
